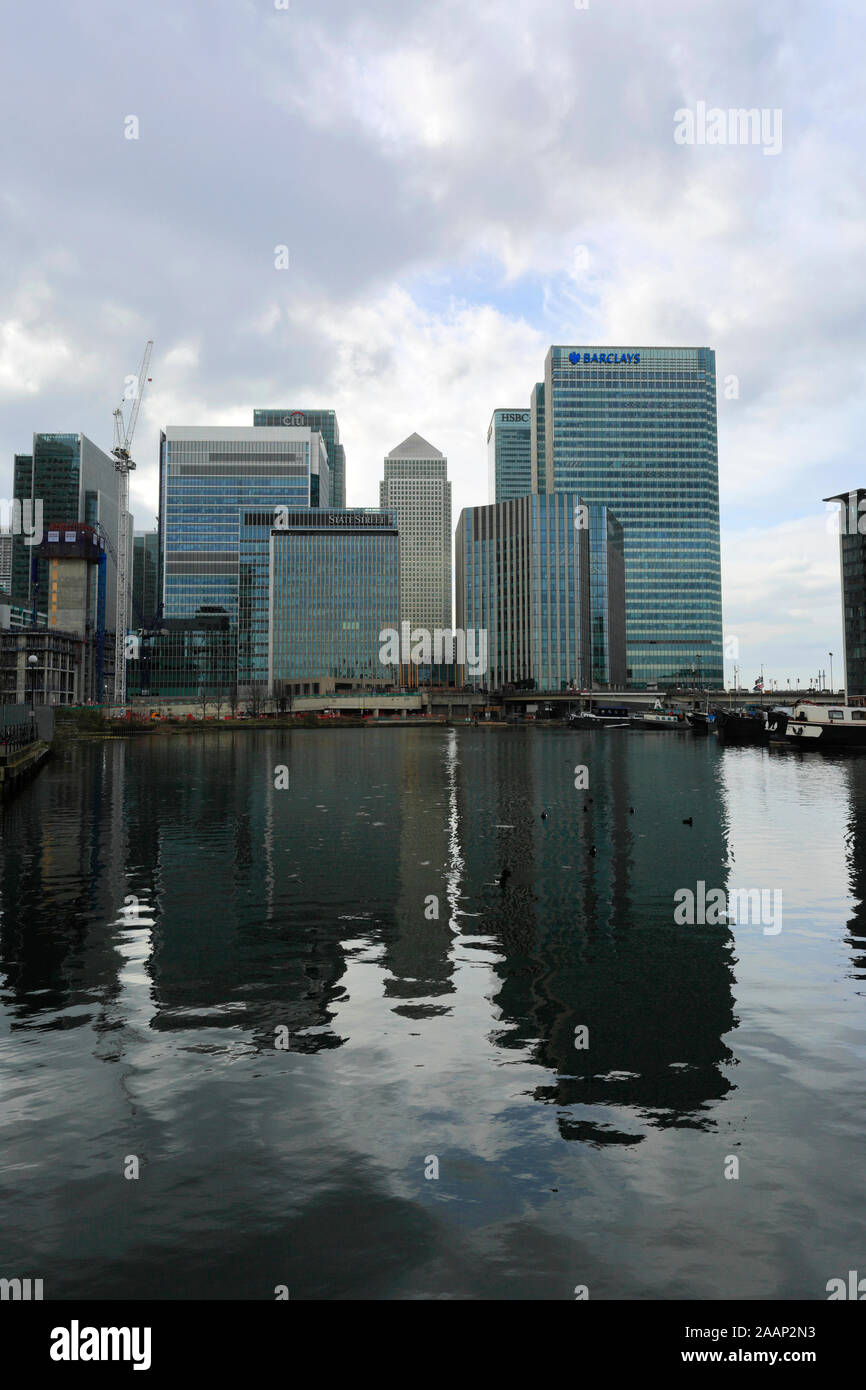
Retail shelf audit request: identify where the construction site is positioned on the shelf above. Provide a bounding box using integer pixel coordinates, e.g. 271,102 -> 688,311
0,342 -> 154,708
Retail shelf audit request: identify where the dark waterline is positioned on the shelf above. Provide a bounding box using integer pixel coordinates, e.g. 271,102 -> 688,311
1,728 -> 864,1300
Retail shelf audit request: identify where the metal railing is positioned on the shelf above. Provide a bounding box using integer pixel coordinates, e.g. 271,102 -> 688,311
0,705 -> 37,758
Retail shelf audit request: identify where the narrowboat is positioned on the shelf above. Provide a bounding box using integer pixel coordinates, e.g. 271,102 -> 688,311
785,701 -> 866,748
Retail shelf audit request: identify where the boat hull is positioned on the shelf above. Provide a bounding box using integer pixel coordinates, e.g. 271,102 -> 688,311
630,717 -> 689,730
786,725 -> 866,748
687,713 -> 715,734
715,711 -> 767,744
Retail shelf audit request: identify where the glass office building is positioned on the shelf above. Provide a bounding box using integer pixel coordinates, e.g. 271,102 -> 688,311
159,425 -> 329,684
126,613 -> 235,698
487,409 -> 532,502
0,529 -> 11,596
530,383 -> 546,494
379,434 -> 452,633
238,507 -> 291,688
11,432 -> 123,623
455,493 -> 595,691
825,489 -> 866,699
269,509 -> 400,694
132,530 -> 159,626
535,347 -> 723,687
253,409 -> 346,508
589,505 -> 627,687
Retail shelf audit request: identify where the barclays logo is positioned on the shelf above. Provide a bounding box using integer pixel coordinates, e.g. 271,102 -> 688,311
568,351 -> 640,365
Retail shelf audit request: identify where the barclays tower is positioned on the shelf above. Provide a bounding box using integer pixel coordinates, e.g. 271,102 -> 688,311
536,346 -> 723,688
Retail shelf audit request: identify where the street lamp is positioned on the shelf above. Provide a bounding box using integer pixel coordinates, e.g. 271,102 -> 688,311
27,653 -> 39,712
830,652 -> 833,692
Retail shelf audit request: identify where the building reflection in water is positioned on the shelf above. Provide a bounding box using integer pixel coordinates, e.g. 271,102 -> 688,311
453,728 -> 738,1144
2,728 -> 738,1129
379,730 -> 457,1018
837,756 -> 866,982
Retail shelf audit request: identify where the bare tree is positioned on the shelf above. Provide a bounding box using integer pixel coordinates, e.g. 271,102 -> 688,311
274,681 -> 293,718
247,682 -> 263,718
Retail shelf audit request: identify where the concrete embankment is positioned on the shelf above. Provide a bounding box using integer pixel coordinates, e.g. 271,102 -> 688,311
0,739 -> 51,797
1,706 -> 55,799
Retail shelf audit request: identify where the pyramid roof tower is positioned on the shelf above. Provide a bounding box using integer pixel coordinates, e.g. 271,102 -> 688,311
386,432 -> 445,460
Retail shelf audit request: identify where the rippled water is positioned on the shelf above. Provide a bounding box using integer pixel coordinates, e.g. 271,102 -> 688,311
1,727 -> 864,1299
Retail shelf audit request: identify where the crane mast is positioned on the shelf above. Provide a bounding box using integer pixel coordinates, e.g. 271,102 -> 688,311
111,340 -> 153,704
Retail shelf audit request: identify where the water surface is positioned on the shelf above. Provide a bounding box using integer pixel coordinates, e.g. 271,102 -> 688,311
1,728 -> 864,1299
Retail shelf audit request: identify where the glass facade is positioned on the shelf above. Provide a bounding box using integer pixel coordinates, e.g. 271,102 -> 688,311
541,346 -> 723,687
530,382 -> 546,493
589,505 -> 627,687
253,409 -> 346,508
487,409 -> 532,502
11,433 -> 120,623
238,508 -> 287,687
269,510 -> 400,690
126,614 -> 235,698
826,490 -> 866,698
132,531 -> 159,626
160,427 -> 329,687
379,436 -> 452,633
0,530 -> 11,596
456,493 -> 593,691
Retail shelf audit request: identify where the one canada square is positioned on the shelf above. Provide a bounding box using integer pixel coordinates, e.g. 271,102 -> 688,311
537,346 -> 723,687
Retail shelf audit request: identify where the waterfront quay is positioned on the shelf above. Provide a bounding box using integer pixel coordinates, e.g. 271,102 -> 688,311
0,704 -> 53,797
103,687 -> 845,727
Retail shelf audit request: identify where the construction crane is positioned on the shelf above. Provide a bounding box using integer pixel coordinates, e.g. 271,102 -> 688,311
111,340 -> 153,704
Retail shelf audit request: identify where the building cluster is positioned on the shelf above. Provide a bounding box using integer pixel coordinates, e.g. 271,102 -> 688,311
2,346 -> 727,706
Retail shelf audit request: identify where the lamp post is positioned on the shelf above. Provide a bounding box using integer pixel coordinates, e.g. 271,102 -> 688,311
830,652 -> 833,693
27,653 -> 38,709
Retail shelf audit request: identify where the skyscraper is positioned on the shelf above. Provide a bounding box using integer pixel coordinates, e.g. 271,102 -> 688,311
269,508 -> 400,696
536,346 -> 723,687
0,528 -> 11,596
530,382 -> 546,493
487,409 -> 532,502
253,409 -> 346,508
159,424 -> 329,690
824,489 -> 866,699
132,531 -> 159,626
11,432 -> 123,621
589,505 -> 627,687
379,433 -> 452,633
455,493 -> 596,691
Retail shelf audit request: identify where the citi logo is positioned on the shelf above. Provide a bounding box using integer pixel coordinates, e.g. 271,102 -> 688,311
826,1271 -> 866,1300
0,1277 -> 43,1300
50,1321 -> 152,1371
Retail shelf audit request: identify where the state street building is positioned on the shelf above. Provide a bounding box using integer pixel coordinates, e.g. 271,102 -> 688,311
535,347 -> 723,688
268,508 -> 400,697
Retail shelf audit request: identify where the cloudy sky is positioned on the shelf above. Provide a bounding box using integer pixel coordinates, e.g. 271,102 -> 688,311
2,0 -> 863,687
